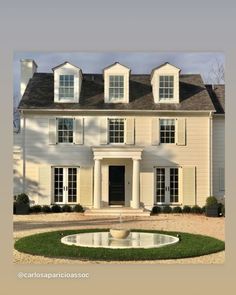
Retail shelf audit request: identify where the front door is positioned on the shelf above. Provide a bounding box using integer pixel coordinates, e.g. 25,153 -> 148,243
155,167 -> 179,204
109,166 -> 125,205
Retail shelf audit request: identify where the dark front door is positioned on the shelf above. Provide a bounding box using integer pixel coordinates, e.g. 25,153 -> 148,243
109,166 -> 125,205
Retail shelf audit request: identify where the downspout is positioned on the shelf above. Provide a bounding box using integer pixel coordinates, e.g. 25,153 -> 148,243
209,111 -> 213,196
21,110 -> 26,193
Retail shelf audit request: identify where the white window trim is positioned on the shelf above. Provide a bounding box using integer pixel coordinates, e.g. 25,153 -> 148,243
56,117 -> 75,145
52,166 -> 80,205
159,118 -> 177,145
156,74 -> 179,104
108,75 -> 125,102
151,66 -> 180,104
159,75 -> 174,101
104,70 -> 129,104
153,166 -> 182,206
58,74 -> 75,100
108,118 -> 126,145
54,64 -> 82,103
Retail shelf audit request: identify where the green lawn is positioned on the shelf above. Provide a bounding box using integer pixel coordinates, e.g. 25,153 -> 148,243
14,229 -> 225,261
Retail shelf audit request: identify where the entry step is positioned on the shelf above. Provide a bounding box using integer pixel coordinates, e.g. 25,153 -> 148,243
84,207 -> 151,217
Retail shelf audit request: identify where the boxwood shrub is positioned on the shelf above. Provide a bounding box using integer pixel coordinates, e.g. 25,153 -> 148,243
206,196 -> 218,207
62,204 -> 72,212
172,206 -> 182,213
16,193 -> 29,204
191,205 -> 203,214
162,205 -> 172,214
41,205 -> 51,213
182,205 -> 191,213
151,206 -> 162,215
73,204 -> 84,213
30,205 -> 42,213
51,204 -> 61,213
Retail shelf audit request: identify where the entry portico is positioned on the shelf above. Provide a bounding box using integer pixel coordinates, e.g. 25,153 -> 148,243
92,147 -> 143,209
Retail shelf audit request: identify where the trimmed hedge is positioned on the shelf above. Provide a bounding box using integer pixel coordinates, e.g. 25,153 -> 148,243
191,205 -> 202,214
51,204 -> 61,213
182,205 -> 192,213
162,205 -> 172,214
62,205 -> 72,212
73,204 -> 84,213
151,206 -> 162,215
41,205 -> 51,213
30,205 -> 42,213
172,206 -> 182,213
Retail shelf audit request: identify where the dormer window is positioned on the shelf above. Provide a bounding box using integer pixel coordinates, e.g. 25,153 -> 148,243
159,75 -> 174,100
59,75 -> 74,99
109,75 -> 124,100
103,62 -> 130,103
52,62 -> 82,103
151,63 -> 180,104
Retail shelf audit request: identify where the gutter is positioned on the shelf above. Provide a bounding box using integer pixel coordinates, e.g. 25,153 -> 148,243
21,110 -> 26,193
19,108 -> 215,114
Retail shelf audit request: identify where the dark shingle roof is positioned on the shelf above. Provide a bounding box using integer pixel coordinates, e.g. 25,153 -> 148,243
19,73 -> 216,112
205,84 -> 225,114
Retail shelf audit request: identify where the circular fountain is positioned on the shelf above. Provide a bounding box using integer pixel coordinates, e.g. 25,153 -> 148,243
61,231 -> 179,249
61,214 -> 179,249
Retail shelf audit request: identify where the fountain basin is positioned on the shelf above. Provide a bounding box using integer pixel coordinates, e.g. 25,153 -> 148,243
109,229 -> 130,239
61,231 -> 179,249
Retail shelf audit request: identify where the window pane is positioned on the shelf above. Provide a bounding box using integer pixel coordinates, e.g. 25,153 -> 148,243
57,118 -> 74,143
160,119 -> 175,144
109,75 -> 124,100
170,168 -> 179,202
156,168 -> 165,203
109,119 -> 124,143
159,75 -> 174,100
59,75 -> 74,99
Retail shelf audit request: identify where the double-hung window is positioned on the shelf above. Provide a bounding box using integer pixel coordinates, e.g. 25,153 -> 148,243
159,75 -> 174,101
59,75 -> 74,99
109,118 -> 125,143
160,119 -> 175,144
57,118 -> 74,143
109,75 -> 124,100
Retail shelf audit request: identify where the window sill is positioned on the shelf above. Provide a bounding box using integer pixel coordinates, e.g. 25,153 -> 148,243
108,143 -> 126,145
155,203 -> 182,206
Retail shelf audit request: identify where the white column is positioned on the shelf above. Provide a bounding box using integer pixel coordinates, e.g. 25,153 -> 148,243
132,159 -> 140,209
94,159 -> 101,209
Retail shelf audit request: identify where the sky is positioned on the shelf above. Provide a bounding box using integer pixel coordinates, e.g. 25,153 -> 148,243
13,51 -> 225,106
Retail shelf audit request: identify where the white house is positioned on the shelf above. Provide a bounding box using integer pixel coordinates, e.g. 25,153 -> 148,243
13,59 -> 225,214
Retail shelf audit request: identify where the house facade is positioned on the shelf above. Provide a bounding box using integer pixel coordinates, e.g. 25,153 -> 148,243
13,59 -> 225,212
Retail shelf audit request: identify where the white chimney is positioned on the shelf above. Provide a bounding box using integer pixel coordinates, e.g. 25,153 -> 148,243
20,59 -> 38,97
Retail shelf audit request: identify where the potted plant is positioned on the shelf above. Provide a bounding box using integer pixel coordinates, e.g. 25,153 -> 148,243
205,196 -> 218,217
14,193 -> 30,215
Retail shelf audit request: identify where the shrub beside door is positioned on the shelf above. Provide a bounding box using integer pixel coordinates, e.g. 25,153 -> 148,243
14,193 -> 30,215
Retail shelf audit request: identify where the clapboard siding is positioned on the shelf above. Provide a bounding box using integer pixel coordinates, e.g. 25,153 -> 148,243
212,116 -> 225,201
15,113 -> 212,206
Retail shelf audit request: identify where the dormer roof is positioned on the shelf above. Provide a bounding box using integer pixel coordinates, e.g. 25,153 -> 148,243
103,62 -> 131,74
150,62 -> 181,80
52,61 -> 82,73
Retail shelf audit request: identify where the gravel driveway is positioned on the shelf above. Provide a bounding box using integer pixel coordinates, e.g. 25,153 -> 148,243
13,213 -> 225,264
